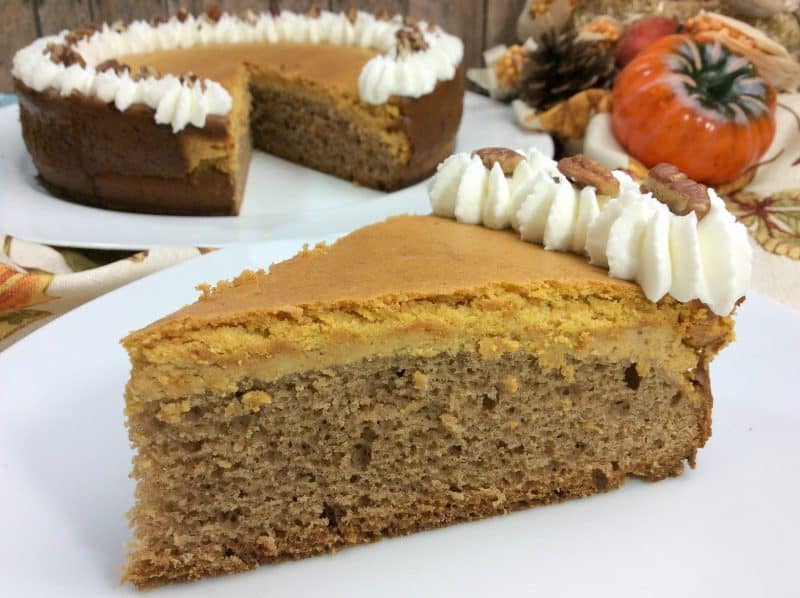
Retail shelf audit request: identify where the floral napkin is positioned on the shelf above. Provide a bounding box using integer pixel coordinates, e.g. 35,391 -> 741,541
0,239 -> 207,351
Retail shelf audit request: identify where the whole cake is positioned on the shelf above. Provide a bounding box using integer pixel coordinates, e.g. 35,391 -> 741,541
121,149 -> 750,587
12,7 -> 464,215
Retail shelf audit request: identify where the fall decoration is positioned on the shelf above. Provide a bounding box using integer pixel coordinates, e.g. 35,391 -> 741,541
518,28 -> 615,111
685,11 -> 800,90
492,45 -> 529,89
615,16 -> 679,67
578,16 -> 622,46
611,34 -> 777,186
513,88 -> 612,140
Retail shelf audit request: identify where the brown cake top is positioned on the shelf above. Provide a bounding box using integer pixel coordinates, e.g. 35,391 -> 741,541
133,215 -> 633,334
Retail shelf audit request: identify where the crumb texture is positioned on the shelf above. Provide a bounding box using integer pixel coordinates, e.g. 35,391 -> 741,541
124,350 -> 710,588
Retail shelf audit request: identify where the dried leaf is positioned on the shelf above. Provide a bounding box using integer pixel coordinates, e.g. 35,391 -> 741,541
726,190 -> 800,259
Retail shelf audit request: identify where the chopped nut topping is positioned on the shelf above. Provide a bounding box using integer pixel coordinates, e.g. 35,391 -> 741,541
135,65 -> 160,79
180,71 -> 200,85
64,25 -> 99,46
641,163 -> 710,219
557,154 -> 620,197
241,9 -> 259,24
472,147 -> 524,176
96,59 -> 130,75
306,5 -> 321,18
204,3 -> 222,22
45,43 -> 86,68
396,26 -> 429,55
176,8 -> 189,23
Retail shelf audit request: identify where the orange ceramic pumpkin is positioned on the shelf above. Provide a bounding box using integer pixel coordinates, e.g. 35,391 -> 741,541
611,34 -> 776,186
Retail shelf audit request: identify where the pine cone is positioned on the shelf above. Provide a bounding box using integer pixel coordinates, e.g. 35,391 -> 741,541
519,28 -> 615,111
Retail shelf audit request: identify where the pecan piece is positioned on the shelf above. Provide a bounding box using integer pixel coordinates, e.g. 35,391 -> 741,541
135,65 -> 160,79
45,43 -> 86,68
557,154 -> 620,196
641,163 -> 710,219
346,7 -> 358,23
64,25 -> 99,46
374,8 -> 390,21
176,8 -> 189,23
396,26 -> 429,55
269,2 -> 281,17
96,59 -> 130,75
472,147 -> 524,176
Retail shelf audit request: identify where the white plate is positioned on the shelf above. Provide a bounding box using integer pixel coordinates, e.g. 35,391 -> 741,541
1,231 -> 798,597
0,92 -> 551,250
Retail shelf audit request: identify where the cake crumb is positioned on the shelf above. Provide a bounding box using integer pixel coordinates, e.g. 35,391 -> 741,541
412,371 -> 429,391
156,399 -> 191,424
478,337 -> 520,359
242,390 -> 272,412
503,375 -> 518,393
440,412 -> 464,435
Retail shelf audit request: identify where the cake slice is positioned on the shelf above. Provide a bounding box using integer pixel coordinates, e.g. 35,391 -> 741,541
122,212 -> 737,587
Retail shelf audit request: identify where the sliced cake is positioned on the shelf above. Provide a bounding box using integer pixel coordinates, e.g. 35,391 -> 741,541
121,150 -> 750,587
13,8 -> 464,215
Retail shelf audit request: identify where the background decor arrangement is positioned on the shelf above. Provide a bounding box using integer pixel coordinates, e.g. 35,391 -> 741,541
1,0 -> 799,350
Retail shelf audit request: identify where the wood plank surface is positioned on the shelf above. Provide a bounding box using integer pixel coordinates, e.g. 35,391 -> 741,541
1,0 -> 38,92
90,0 -> 167,22
168,1 -> 331,14
484,0 -> 527,51
409,0 -> 483,67
38,0 -> 93,34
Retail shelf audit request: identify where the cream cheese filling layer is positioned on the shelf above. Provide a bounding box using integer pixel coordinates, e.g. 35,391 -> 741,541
12,10 -> 463,132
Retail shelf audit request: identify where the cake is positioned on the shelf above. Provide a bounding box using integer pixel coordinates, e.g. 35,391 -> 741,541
12,7 -> 464,215
121,149 -> 750,588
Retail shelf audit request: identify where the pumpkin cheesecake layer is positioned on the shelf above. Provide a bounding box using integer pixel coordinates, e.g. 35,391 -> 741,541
122,215 -> 733,587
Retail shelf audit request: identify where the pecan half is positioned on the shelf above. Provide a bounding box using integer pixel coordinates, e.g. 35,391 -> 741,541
204,3 -> 222,22
45,43 -> 86,68
641,163 -> 710,219
396,26 -> 429,55
557,154 -> 620,196
472,147 -> 524,176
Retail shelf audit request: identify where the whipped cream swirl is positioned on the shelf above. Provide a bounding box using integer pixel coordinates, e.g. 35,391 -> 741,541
12,10 -> 463,132
428,148 -> 751,315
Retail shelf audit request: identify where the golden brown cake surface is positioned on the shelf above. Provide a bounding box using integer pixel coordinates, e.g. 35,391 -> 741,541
118,42 -> 376,94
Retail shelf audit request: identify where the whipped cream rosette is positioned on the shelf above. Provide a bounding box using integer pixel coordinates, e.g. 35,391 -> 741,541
428,148 -> 751,316
13,9 -> 463,132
